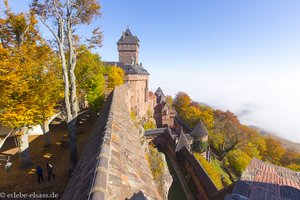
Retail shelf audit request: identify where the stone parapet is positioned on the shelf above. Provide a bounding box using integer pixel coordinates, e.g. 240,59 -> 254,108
62,84 -> 161,200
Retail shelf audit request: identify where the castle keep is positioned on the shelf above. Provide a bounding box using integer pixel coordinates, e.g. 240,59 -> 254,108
105,28 -> 155,118
117,28 -> 139,65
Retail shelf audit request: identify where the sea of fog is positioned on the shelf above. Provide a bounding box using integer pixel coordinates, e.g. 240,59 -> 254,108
151,68 -> 300,143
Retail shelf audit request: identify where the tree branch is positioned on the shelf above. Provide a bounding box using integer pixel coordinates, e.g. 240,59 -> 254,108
38,17 -> 60,43
75,49 -> 86,56
52,0 -> 62,20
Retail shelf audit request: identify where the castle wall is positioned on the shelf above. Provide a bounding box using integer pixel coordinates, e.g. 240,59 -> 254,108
62,84 -> 162,200
150,129 -> 219,200
125,74 -> 150,119
177,147 -> 218,199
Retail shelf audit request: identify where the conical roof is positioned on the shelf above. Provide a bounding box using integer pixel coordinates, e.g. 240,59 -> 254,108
155,87 -> 164,95
191,120 -> 208,138
117,28 -> 140,45
155,87 -> 165,104
175,132 -> 191,152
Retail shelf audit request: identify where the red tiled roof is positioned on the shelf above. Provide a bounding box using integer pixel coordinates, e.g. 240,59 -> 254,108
225,158 -> 300,200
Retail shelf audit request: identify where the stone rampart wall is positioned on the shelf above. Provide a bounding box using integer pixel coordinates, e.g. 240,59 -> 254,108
62,84 -> 161,200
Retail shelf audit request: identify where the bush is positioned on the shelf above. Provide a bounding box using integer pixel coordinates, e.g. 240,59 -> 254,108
143,119 -> 156,130
130,111 -> 137,122
147,144 -> 165,194
287,164 -> 300,171
225,150 -> 251,176
194,153 -> 223,189
192,139 -> 208,153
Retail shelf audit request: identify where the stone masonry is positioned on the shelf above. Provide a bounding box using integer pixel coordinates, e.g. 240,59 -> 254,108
62,84 -> 161,200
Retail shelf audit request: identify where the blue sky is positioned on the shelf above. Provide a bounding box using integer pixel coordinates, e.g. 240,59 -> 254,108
4,0 -> 300,142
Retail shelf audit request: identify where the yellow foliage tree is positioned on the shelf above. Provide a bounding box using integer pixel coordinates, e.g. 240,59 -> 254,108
264,137 -> 285,165
224,149 -> 252,176
182,106 -> 201,127
173,92 -> 192,116
0,8 -> 62,166
107,66 -> 125,89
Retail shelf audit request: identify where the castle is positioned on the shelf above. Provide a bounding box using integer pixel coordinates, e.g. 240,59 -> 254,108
62,28 -> 300,200
104,28 -> 155,119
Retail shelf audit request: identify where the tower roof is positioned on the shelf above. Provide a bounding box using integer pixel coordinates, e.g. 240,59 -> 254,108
190,120 -> 208,138
103,62 -> 149,75
155,87 -> 166,104
155,87 -> 164,96
117,28 -> 140,45
175,132 -> 191,152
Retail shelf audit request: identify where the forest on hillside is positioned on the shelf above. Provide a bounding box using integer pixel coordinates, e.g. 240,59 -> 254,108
171,91 -> 300,188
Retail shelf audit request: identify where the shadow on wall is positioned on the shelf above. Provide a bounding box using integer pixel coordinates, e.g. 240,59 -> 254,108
126,191 -> 148,200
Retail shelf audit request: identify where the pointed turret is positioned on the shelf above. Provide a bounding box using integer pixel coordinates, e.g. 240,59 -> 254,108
155,87 -> 166,104
117,28 -> 140,45
190,121 -> 208,141
175,132 -> 191,152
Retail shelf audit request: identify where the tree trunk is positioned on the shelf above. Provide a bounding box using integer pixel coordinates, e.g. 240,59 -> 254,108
67,8 -> 79,118
19,128 -> 31,168
41,121 -> 51,146
66,3 -> 79,173
39,8 -> 79,174
57,17 -> 78,172
68,118 -> 77,173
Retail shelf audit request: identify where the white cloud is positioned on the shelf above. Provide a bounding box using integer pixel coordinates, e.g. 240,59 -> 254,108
150,68 -> 300,143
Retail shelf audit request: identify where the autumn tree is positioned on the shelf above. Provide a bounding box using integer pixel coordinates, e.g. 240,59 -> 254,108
198,106 -> 214,130
31,46 -> 63,146
173,92 -> 214,130
209,111 -> 249,159
0,6 -> 62,165
76,46 -> 105,115
264,137 -> 285,165
182,106 -> 201,128
31,0 -> 102,172
173,92 -> 192,116
239,127 -> 266,159
107,66 -> 125,89
280,149 -> 300,166
165,95 -> 173,106
224,149 -> 251,176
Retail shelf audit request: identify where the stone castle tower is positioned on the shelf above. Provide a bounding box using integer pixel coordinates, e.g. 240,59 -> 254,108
117,28 -> 140,65
104,28 -> 156,119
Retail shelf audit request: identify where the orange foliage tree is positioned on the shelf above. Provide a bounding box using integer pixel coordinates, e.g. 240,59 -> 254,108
0,6 -> 62,166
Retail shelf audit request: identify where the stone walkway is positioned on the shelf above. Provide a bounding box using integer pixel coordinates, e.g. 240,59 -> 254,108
106,86 -> 161,199
0,115 -> 96,198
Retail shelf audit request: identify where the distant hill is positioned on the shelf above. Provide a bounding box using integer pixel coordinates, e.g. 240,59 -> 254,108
249,125 -> 300,153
